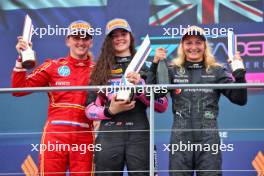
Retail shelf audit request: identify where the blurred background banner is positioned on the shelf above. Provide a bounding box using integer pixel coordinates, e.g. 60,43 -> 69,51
149,0 -> 263,25
0,0 -> 264,175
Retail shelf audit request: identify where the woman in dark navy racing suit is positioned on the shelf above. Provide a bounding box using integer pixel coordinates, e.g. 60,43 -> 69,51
149,26 -> 247,176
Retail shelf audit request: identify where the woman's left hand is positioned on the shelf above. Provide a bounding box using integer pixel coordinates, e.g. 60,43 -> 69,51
126,72 -> 141,84
229,52 -> 245,72
228,52 -> 243,63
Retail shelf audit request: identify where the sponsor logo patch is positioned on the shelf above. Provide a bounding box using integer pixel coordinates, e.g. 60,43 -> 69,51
58,66 -> 70,77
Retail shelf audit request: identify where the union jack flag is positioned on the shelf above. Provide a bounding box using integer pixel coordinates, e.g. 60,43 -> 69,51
149,0 -> 263,25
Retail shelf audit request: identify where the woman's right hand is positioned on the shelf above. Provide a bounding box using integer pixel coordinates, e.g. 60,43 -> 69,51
108,94 -> 136,115
15,36 -> 32,55
153,48 -> 167,63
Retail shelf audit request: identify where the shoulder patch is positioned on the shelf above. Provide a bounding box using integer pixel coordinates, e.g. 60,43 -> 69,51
55,58 -> 67,65
27,60 -> 52,78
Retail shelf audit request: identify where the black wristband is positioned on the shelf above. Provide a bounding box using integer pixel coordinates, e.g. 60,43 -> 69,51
232,69 -> 246,83
104,107 -> 115,118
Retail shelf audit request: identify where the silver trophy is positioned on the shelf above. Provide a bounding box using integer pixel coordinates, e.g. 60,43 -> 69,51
21,14 -> 36,69
227,31 -> 244,71
116,35 -> 152,101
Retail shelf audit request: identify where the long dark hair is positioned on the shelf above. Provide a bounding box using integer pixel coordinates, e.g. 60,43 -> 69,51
90,32 -> 136,85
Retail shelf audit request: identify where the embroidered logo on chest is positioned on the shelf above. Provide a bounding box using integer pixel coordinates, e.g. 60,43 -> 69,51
58,66 -> 71,77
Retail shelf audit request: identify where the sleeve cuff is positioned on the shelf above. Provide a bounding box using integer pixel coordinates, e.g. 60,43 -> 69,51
103,107 -> 115,118
232,69 -> 246,83
150,62 -> 158,72
14,58 -> 26,72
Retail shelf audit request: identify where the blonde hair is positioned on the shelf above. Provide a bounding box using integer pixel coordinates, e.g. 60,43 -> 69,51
171,40 -> 222,71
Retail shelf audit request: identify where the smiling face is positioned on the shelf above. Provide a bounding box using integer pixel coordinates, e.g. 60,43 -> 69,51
182,35 -> 206,62
66,34 -> 93,59
111,29 -> 131,57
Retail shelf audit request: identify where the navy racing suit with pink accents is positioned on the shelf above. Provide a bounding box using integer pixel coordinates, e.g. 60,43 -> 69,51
85,56 -> 168,176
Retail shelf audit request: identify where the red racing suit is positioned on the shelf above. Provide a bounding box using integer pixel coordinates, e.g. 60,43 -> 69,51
12,55 -> 95,176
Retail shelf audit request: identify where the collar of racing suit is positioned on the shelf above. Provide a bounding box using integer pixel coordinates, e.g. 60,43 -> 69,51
185,60 -> 204,69
67,54 -> 91,67
111,56 -> 132,78
115,56 -> 132,63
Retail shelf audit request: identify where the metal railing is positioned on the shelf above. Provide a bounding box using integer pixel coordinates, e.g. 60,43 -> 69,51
1,83 -> 264,175
1,83 -> 264,94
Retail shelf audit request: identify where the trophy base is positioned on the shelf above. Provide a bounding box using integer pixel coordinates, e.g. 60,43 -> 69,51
21,48 -> 36,69
116,89 -> 134,102
22,60 -> 36,69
